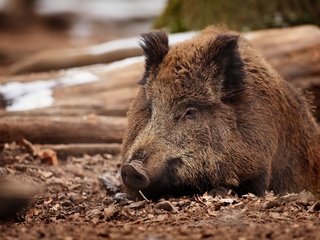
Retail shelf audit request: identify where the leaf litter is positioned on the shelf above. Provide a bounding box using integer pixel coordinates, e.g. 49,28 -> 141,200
0,141 -> 319,239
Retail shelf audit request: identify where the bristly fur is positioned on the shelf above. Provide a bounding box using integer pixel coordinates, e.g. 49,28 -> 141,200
139,31 -> 169,85
205,34 -> 245,103
121,26 -> 320,200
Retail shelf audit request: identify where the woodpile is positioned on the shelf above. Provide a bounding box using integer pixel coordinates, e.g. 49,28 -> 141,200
0,25 -> 319,159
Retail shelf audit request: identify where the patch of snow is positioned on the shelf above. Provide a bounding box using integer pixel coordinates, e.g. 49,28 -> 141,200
6,88 -> 54,111
0,69 -> 98,112
87,37 -> 141,55
59,69 -> 99,86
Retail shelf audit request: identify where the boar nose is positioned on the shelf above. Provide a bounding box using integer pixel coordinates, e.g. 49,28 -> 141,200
121,162 -> 150,190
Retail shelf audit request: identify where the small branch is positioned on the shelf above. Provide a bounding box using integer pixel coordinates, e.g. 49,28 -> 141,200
138,190 -> 150,202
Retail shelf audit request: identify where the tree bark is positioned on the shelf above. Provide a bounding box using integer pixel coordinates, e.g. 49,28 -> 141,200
37,143 -> 121,159
0,116 -> 127,144
246,25 -> 320,81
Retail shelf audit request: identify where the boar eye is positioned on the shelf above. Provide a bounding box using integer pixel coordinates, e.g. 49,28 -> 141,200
183,107 -> 199,120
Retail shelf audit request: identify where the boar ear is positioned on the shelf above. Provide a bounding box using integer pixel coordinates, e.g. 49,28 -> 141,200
139,31 -> 169,85
205,34 -> 245,102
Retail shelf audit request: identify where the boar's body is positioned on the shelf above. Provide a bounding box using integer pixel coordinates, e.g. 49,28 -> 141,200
121,26 -> 320,199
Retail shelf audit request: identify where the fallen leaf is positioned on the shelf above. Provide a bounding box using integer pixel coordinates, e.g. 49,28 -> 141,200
37,149 -> 58,166
126,200 -> 147,209
207,208 -> 217,216
104,205 -> 117,218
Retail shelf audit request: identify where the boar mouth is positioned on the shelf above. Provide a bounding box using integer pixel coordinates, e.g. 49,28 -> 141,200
122,157 -> 211,200
139,180 -> 203,200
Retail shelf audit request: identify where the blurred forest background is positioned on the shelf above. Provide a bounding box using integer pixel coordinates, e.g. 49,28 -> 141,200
0,0 -> 166,72
1,0 -> 319,33
0,0 -> 319,73
155,0 -> 320,32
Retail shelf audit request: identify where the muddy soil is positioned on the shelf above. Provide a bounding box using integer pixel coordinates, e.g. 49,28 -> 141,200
0,143 -> 319,240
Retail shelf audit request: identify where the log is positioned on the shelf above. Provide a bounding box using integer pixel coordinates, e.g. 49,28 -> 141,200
4,26 -> 319,85
2,26 -> 319,117
37,143 -> 121,159
0,26 -> 319,146
9,47 -> 142,75
0,84 -> 138,117
290,76 -> 320,122
0,104 -> 129,117
8,25 -> 320,81
53,61 -> 143,98
1,57 -> 144,84
0,59 -> 142,116
9,32 -> 195,75
0,116 -> 127,144
245,25 -> 320,81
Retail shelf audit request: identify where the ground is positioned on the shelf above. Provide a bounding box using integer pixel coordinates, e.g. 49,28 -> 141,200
0,143 -> 319,240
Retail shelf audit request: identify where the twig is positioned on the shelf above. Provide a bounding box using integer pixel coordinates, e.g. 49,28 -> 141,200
138,190 -> 150,202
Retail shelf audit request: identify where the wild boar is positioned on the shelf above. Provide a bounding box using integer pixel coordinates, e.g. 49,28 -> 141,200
120,26 -> 320,199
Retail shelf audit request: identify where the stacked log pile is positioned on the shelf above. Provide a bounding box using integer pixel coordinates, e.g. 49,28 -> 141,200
0,25 -> 319,158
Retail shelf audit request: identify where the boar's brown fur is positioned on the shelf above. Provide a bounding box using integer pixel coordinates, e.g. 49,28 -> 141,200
121,26 -> 320,199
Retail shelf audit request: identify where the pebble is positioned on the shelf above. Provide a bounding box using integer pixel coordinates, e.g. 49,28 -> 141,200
262,200 -> 281,209
113,192 -> 131,203
157,201 -> 178,212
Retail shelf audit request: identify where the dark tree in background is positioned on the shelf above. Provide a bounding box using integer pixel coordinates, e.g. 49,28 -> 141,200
154,0 -> 320,32
0,0 -> 36,29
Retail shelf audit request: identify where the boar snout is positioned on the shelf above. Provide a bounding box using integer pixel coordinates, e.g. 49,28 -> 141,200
121,161 -> 150,190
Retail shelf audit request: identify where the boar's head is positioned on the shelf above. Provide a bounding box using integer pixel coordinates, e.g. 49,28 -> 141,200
120,28 -> 271,199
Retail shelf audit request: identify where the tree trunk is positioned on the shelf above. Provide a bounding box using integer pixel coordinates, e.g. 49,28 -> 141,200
154,0 -> 320,32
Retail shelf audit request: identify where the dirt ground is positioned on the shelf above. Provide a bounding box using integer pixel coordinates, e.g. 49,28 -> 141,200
0,142 -> 319,240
